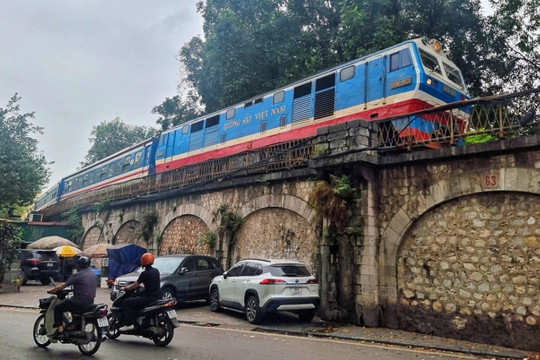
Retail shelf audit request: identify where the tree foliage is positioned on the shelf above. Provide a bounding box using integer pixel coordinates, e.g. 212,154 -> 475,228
81,117 -> 158,167
0,94 -> 49,213
151,94 -> 203,131
0,221 -> 22,282
175,0 -> 538,113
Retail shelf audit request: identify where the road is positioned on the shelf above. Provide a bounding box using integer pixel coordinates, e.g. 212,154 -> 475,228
2,307 -> 486,360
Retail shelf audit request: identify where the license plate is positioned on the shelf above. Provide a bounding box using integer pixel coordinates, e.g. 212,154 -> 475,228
47,263 -> 53,267
290,288 -> 303,295
166,309 -> 176,319
97,317 -> 109,327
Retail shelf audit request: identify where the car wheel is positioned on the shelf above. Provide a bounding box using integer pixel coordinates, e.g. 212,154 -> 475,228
209,287 -> 221,312
40,277 -> 51,285
160,287 -> 175,301
245,295 -> 263,324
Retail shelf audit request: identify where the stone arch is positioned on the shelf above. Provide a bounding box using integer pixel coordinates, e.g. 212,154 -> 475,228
233,194 -> 318,270
380,167 -> 540,349
239,194 -> 316,221
114,220 -> 145,247
158,203 -> 215,235
159,215 -> 212,256
382,167 -> 540,302
82,225 -> 105,249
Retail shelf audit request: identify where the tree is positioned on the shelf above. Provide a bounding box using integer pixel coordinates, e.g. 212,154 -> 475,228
81,118 -> 158,167
0,94 -> 49,214
0,221 -> 22,282
152,93 -> 203,131
486,0 -> 540,91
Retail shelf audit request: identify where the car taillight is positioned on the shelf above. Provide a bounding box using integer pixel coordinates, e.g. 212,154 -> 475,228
307,278 -> 318,284
29,259 -> 41,265
259,278 -> 286,285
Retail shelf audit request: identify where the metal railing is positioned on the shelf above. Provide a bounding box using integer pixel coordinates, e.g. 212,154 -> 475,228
40,88 -> 540,218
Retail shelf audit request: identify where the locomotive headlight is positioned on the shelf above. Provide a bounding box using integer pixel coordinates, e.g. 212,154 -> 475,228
432,40 -> 442,52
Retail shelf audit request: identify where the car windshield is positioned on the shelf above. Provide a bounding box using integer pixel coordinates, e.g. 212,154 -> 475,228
36,251 -> 57,261
266,264 -> 311,277
151,257 -> 183,274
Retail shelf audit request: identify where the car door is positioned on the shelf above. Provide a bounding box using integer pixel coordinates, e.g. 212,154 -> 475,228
188,257 -> 216,299
219,263 -> 245,305
173,258 -> 198,298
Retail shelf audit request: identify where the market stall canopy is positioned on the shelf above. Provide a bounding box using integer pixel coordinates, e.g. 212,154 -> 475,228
53,245 -> 82,258
27,236 -> 78,249
107,243 -> 147,281
83,243 -> 113,258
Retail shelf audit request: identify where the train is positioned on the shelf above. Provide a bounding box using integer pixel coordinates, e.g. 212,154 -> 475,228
35,37 -> 470,212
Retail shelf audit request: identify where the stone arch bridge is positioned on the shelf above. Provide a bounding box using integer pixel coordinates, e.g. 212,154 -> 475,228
71,117 -> 540,351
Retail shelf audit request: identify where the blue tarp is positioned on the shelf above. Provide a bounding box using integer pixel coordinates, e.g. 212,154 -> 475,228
106,243 -> 147,281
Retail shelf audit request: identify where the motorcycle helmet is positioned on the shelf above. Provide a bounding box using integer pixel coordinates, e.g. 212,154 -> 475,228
141,252 -> 154,266
75,256 -> 91,270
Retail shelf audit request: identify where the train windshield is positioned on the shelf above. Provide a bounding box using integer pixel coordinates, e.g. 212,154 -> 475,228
419,49 -> 465,89
442,62 -> 465,88
419,50 -> 441,75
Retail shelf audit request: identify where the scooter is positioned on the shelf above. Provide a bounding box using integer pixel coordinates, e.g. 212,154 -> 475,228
107,288 -> 179,346
32,285 -> 109,356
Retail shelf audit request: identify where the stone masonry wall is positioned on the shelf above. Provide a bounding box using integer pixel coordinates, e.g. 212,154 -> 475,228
378,152 -> 540,351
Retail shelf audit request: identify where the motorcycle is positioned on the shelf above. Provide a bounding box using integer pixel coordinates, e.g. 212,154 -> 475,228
106,288 -> 179,346
32,286 -> 109,356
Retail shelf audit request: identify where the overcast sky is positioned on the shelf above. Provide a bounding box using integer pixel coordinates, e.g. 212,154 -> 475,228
0,0 -> 203,191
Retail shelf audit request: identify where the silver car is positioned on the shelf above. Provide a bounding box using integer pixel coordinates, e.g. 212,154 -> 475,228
110,254 -> 223,302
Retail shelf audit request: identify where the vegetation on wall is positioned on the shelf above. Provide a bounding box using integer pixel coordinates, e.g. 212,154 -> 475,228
0,221 -> 22,282
142,209 -> 159,243
215,204 -> 243,267
93,199 -> 110,214
308,175 -> 358,234
62,207 -> 84,243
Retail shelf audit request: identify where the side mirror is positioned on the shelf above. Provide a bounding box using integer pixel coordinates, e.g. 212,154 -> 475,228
223,271 -> 228,279
180,267 -> 189,274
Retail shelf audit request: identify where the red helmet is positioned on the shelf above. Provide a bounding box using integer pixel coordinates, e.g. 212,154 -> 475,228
141,252 -> 154,266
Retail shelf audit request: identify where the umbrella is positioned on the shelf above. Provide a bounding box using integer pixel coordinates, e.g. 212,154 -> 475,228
53,245 -> 82,258
27,236 -> 78,249
83,243 -> 113,258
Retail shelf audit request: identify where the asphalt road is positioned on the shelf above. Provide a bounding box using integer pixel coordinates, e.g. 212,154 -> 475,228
1,307 -> 484,360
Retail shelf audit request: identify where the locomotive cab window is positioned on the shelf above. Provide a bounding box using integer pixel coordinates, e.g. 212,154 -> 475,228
419,49 -> 441,74
340,65 -> 355,82
390,49 -> 412,72
191,120 -> 204,133
443,62 -> 464,88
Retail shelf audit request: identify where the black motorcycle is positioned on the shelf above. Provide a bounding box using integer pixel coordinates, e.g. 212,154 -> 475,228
32,288 -> 109,356
106,289 -> 179,346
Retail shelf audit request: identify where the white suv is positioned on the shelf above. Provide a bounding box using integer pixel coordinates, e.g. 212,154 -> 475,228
209,258 -> 320,324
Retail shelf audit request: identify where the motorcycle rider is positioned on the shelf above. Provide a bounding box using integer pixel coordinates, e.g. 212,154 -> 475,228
119,252 -> 160,329
47,256 -> 96,337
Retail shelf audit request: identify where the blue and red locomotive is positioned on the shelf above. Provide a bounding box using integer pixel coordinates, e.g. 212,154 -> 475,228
35,37 -> 470,212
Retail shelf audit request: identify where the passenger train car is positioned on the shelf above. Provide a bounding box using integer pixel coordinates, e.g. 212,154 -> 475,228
35,37 -> 470,212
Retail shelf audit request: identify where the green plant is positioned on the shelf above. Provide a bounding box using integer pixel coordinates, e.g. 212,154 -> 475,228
93,199 -> 110,213
308,174 -> 359,234
0,221 -> 22,282
142,209 -> 159,242
62,207 -> 84,242
203,231 -> 217,249
315,144 -> 328,156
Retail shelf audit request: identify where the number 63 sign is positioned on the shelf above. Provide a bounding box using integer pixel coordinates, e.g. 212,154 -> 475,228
483,174 -> 498,188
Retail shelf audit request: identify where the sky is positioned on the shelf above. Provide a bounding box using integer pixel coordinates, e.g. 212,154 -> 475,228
0,0 -> 203,191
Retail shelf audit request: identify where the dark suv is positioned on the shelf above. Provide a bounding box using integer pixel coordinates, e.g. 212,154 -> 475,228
110,254 -> 224,302
18,249 -> 60,285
